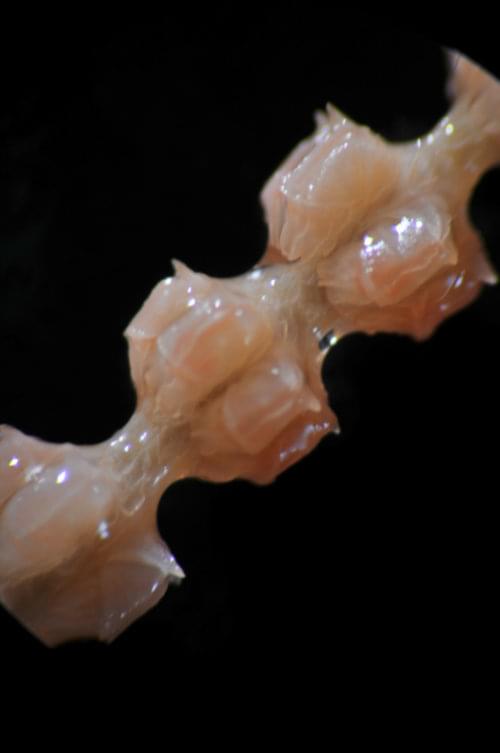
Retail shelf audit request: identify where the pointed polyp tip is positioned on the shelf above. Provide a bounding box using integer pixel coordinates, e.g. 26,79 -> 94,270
170,561 -> 186,581
328,418 -> 341,436
444,47 -> 461,102
172,258 -> 197,279
171,258 -> 183,275
444,47 -> 459,70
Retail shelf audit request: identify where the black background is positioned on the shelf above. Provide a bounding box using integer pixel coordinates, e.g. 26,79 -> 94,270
0,9 -> 497,710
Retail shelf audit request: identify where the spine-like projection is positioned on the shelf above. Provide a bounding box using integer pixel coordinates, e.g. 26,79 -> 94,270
1,51 -> 499,645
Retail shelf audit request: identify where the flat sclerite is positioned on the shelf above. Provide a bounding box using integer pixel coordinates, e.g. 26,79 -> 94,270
1,50 -> 499,645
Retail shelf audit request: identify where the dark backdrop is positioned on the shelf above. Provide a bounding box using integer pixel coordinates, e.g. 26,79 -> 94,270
0,10 -> 497,706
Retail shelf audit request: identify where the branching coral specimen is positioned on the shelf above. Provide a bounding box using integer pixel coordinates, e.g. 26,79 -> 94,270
1,51 -> 499,645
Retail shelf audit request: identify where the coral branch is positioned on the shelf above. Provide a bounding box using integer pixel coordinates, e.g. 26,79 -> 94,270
1,50 -> 499,645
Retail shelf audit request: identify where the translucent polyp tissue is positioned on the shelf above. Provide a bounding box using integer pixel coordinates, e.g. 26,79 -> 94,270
1,50 -> 499,645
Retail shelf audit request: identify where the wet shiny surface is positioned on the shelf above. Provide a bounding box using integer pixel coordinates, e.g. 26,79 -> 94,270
1,50 -> 499,646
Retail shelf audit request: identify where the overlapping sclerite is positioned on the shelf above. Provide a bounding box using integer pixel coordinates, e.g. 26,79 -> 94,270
1,51 -> 499,645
